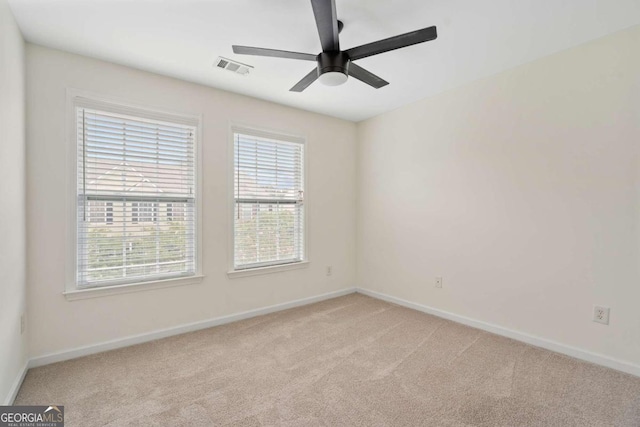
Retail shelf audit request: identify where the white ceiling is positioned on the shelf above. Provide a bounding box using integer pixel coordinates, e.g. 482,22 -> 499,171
8,0 -> 640,122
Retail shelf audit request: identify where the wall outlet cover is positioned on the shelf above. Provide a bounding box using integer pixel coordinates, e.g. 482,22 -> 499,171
593,306 -> 610,325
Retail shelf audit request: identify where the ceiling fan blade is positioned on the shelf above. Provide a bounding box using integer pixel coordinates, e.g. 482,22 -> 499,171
348,63 -> 389,89
290,68 -> 320,92
345,26 -> 437,61
232,45 -> 317,61
310,0 -> 340,52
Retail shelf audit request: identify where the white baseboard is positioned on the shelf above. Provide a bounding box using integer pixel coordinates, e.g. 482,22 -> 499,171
356,288 -> 640,378
4,361 -> 29,405
29,287 -> 357,369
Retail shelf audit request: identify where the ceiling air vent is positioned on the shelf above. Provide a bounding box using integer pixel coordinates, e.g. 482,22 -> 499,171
214,57 -> 253,76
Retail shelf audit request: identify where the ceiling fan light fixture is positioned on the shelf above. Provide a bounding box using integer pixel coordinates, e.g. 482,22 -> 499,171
318,71 -> 348,86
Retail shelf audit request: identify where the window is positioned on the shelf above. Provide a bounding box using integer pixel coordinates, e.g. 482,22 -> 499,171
132,202 -> 158,223
75,102 -> 198,289
88,201 -> 106,223
87,201 -> 114,225
233,128 -> 305,270
106,202 -> 113,225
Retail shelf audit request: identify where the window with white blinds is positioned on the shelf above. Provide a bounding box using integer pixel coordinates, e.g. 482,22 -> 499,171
233,130 -> 305,270
76,105 -> 197,288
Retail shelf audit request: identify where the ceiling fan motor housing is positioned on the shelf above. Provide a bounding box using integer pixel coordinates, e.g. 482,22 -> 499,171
317,51 -> 350,78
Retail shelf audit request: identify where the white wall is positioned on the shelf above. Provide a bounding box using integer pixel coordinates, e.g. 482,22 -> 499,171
26,44 -> 357,358
0,0 -> 27,404
357,26 -> 640,367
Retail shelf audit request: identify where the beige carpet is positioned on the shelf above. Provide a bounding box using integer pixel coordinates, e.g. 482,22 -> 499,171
15,293 -> 640,426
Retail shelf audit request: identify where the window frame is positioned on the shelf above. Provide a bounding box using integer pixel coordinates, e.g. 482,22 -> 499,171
65,89 -> 203,300
227,124 -> 309,278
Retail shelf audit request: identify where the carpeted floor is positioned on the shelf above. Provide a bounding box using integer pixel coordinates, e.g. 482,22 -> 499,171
15,293 -> 640,426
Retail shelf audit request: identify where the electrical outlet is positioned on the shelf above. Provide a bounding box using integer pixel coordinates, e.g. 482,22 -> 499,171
326,266 -> 332,276
20,314 -> 25,334
435,277 -> 443,288
593,306 -> 610,325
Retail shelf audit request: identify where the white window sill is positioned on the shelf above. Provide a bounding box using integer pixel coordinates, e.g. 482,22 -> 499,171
227,261 -> 309,279
64,275 -> 204,301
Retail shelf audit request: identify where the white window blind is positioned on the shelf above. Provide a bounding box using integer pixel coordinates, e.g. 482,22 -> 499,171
76,107 -> 197,288
233,131 -> 305,270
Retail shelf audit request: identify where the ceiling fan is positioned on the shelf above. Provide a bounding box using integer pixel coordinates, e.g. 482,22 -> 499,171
231,0 -> 437,92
